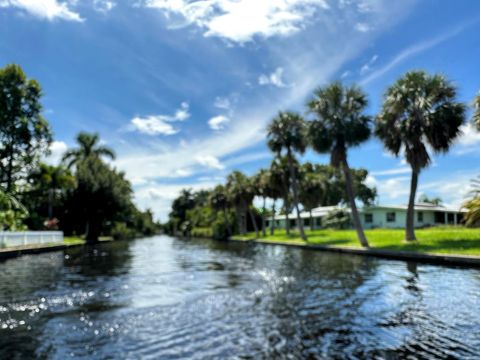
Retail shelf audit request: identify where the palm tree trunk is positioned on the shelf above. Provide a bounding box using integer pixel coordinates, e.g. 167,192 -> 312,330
341,158 -> 369,248
223,208 -> 231,237
287,149 -> 306,240
242,202 -> 248,235
270,201 -> 276,235
249,207 -> 259,238
48,188 -> 54,219
285,202 -> 290,235
406,170 -> 419,241
262,197 -> 267,237
235,206 -> 242,235
6,145 -> 14,193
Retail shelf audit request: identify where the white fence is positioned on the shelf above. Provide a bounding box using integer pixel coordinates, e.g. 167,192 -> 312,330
0,231 -> 64,248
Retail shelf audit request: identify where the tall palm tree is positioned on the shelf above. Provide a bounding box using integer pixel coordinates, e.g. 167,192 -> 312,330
266,160 -> 285,235
267,112 -> 308,241
62,132 -> 115,169
252,169 -> 270,237
376,71 -> 465,241
29,163 -> 75,219
307,82 -> 371,248
226,171 -> 258,237
299,163 -> 327,231
474,93 -> 480,130
209,184 -> 232,237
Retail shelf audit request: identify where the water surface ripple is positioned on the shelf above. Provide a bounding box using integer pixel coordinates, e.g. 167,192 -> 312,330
1,236 -> 479,359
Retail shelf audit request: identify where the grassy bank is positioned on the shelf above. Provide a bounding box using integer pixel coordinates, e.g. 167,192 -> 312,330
231,226 -> 480,256
64,237 -> 85,245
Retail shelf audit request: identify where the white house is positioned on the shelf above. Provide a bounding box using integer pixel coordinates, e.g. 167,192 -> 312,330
266,203 -> 466,230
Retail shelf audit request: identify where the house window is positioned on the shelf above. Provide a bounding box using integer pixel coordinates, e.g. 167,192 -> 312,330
364,213 -> 373,223
386,212 -> 396,223
290,219 -> 296,228
316,218 -> 322,227
417,211 -> 424,222
304,218 -> 310,226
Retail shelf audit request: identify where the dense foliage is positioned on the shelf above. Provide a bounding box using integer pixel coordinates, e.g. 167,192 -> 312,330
0,64 -> 159,240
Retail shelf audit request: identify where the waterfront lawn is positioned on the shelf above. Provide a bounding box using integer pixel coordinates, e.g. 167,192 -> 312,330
231,226 -> 480,256
64,237 -> 85,245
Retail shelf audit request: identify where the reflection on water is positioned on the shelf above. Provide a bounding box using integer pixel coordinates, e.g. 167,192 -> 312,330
1,236 -> 479,359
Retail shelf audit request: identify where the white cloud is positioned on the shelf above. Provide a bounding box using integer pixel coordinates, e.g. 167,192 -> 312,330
367,175 -> 411,202
143,0 -> 330,43
454,123 -> 480,154
93,0 -> 116,13
131,115 -> 178,135
360,23 -> 471,85
214,96 -> 231,110
134,180 -> 218,221
196,154 -> 225,169
208,115 -> 230,130
370,166 -> 411,176
114,0 -> 417,219
355,22 -> 370,32
129,102 -> 190,135
0,0 -> 83,21
44,140 -> 68,165
258,67 -> 288,87
359,54 -> 378,75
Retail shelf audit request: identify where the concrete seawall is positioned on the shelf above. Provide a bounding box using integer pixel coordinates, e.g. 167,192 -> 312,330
228,238 -> 480,268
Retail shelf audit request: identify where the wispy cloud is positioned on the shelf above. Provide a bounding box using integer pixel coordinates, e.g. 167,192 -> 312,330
454,123 -> 480,154
44,140 -> 68,165
142,0 -> 330,43
196,154 -> 225,169
360,23 -> 472,85
258,67 -> 288,88
93,0 -> 116,13
360,54 -> 378,75
0,0 -> 83,21
371,166 -> 411,176
129,102 -> 190,136
208,115 -> 230,130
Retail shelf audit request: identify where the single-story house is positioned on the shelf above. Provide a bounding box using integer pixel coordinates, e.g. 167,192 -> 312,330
266,202 -> 466,230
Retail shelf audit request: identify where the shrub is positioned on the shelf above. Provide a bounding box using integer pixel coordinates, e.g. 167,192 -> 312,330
322,209 -> 352,229
111,222 -> 136,240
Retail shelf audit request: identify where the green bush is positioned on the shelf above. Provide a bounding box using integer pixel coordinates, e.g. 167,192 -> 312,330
322,209 -> 352,229
191,227 -> 213,238
111,222 -> 136,240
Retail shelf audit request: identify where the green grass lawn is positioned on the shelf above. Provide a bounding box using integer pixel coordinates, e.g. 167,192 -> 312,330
64,237 -> 85,245
231,226 -> 480,256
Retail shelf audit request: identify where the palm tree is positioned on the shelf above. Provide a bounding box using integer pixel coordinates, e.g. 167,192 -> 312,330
29,163 -> 75,219
252,169 -> 270,237
307,82 -> 371,248
299,163 -> 327,231
464,198 -> 480,227
209,184 -> 232,237
226,171 -> 258,237
62,132 -> 115,168
376,71 -> 465,241
474,93 -> 480,130
267,112 -> 308,240
266,160 -> 284,235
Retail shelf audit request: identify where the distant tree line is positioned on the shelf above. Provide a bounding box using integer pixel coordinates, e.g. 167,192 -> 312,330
0,64 -> 159,243
167,71 -> 480,246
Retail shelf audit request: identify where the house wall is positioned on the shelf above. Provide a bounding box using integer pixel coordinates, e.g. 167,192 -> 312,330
266,209 -> 460,230
361,209 -> 437,229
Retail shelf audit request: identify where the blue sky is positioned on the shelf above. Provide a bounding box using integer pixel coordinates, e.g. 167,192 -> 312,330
1,0 -> 480,220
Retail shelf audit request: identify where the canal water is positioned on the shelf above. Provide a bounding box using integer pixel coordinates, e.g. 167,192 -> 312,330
0,236 -> 479,359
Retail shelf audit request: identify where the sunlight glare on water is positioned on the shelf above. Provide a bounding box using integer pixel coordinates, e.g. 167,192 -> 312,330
1,236 -> 480,359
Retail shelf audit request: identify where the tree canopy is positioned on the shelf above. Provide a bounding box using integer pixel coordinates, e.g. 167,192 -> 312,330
0,64 -> 52,191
